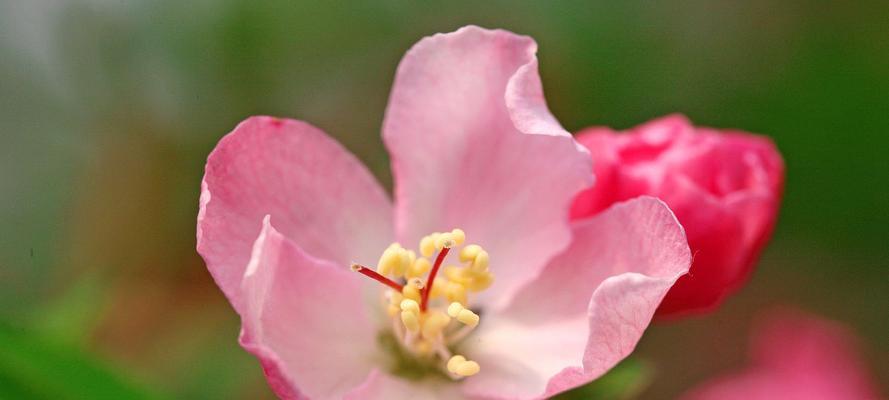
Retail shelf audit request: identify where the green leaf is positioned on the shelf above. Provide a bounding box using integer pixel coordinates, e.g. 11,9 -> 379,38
552,358 -> 652,400
0,323 -> 168,400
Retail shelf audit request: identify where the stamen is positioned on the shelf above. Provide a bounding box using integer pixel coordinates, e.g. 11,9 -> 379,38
351,264 -> 404,291
446,302 -> 479,327
447,355 -> 480,377
363,229 -> 492,379
420,247 -> 450,312
401,311 -> 420,333
400,299 -> 420,315
457,309 -> 479,327
447,323 -> 477,344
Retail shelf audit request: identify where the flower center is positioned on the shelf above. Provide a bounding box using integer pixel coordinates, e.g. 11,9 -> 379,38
351,229 -> 493,379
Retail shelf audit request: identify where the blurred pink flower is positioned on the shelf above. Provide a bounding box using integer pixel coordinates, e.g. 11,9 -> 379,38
570,115 -> 784,318
197,26 -> 691,399
681,309 -> 883,400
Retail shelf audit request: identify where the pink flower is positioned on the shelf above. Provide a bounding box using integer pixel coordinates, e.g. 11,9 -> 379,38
197,26 -> 690,399
570,115 -> 784,318
681,309 -> 883,400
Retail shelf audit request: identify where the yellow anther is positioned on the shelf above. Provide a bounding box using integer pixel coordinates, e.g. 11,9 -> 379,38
401,310 -> 420,333
447,355 -> 480,377
421,311 -> 450,339
428,311 -> 451,327
396,250 -> 411,276
470,250 -> 489,273
435,232 -> 456,249
445,282 -> 467,304
429,279 -> 447,299
419,235 -> 436,258
405,257 -> 431,279
402,283 -> 421,302
378,245 -> 410,277
457,309 -> 480,327
447,302 -> 465,318
403,250 -> 416,271
455,361 -> 480,377
444,266 -> 472,285
459,244 -> 482,263
450,229 -> 466,246
466,271 -> 494,292
400,299 -> 420,315
377,249 -> 397,276
446,355 -> 466,373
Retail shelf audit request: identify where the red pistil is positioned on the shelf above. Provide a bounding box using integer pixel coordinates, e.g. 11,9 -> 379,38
351,264 -> 404,291
420,247 -> 450,312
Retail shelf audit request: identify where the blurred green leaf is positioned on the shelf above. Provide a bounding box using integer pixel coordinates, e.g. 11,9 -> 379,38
552,358 -> 651,400
0,323 -> 167,400
32,273 -> 107,347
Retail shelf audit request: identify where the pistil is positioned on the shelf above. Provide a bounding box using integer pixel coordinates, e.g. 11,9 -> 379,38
420,246 -> 450,312
350,264 -> 404,291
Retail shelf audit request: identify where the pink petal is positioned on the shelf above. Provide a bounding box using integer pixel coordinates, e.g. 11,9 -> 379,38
239,216 -> 380,400
197,116 -> 393,312
383,26 -> 592,308
461,197 -> 691,399
344,370 -> 463,400
681,309 -> 882,400
571,115 -> 784,317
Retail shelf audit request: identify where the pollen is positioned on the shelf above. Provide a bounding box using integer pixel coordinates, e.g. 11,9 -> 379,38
351,229 -> 493,379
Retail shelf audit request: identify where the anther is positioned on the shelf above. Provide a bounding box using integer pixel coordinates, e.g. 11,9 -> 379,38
446,355 -> 466,372
447,355 -> 480,377
401,311 -> 420,333
445,282 -> 467,304
400,299 -> 420,315
455,361 -> 480,377
420,235 -> 437,258
421,311 -> 450,340
457,309 -> 479,327
435,233 -> 456,249
402,283 -> 421,302
405,257 -> 431,279
447,302 -> 479,327
447,302 -> 464,317
467,271 -> 494,292
450,229 -> 466,246
470,250 -> 489,273
459,244 -> 482,263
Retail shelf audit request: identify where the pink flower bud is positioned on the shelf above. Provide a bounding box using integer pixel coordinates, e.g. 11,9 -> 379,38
572,114 -> 784,318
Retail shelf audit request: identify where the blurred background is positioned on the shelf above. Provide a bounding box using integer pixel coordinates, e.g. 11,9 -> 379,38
1,1 -> 886,399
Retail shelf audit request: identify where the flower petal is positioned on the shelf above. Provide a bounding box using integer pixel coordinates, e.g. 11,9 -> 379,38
239,216 -> 379,400
383,26 -> 592,307
462,197 -> 690,399
681,309 -> 882,400
344,370 -> 463,400
197,116 -> 393,312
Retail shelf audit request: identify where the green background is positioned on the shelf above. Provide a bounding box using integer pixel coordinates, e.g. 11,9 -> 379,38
1,1 -> 886,398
